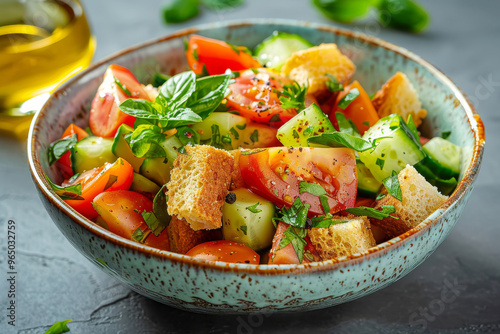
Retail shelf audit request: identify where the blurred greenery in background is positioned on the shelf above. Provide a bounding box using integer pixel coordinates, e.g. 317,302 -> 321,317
162,0 -> 430,33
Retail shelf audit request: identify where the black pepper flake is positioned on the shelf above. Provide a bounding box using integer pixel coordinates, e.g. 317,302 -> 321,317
225,192 -> 237,204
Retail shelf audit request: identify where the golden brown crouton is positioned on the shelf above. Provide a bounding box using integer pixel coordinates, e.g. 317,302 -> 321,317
228,150 -> 245,190
167,145 -> 234,231
372,72 -> 427,127
308,216 -> 376,260
167,216 -> 222,254
372,165 -> 448,238
281,44 -> 356,97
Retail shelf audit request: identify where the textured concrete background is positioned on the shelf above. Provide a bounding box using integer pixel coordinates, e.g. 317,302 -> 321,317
0,0 -> 499,333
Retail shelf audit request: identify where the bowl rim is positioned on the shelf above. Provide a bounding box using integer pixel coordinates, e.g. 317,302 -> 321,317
28,18 -> 485,275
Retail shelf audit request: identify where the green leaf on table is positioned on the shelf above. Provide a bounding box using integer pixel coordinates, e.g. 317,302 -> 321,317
202,0 -> 244,10
376,0 -> 430,33
44,319 -> 72,334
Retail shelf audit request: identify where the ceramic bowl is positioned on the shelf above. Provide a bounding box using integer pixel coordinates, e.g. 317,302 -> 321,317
28,19 -> 485,314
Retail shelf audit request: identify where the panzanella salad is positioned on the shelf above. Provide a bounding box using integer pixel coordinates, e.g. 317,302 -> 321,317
46,32 -> 461,264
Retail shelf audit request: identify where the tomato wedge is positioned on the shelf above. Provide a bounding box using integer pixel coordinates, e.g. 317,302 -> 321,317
186,240 -> 260,264
239,147 -> 358,216
330,81 -> 379,135
92,190 -> 170,251
268,222 -> 321,264
226,68 -> 298,127
89,65 -> 150,138
58,124 -> 89,179
63,158 -> 134,219
186,35 -> 261,75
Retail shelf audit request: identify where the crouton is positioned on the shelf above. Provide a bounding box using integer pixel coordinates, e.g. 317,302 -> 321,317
308,215 -> 376,260
167,145 -> 234,231
228,149 -> 245,190
168,216 -> 222,254
372,72 -> 427,127
281,43 -> 356,97
142,84 -> 158,101
372,165 -> 448,238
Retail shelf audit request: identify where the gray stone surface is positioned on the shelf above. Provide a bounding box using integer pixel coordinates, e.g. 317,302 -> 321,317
1,0 -> 499,333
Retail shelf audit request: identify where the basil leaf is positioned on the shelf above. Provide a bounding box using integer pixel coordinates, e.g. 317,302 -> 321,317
299,182 -> 327,196
376,0 -> 430,33
159,71 -> 197,109
325,73 -> 343,92
163,107 -> 203,129
186,74 -> 232,119
376,158 -> 385,170
229,127 -> 239,140
312,218 -> 348,228
441,131 -> 451,139
45,175 -> 84,201
114,76 -> 131,96
278,226 -> 307,263
152,72 -> 171,88
176,126 -> 200,146
337,88 -> 360,109
132,227 -> 149,243
406,114 -> 419,141
128,124 -> 167,158
246,202 -> 262,213
119,99 -> 164,119
279,81 -> 307,111
152,185 -> 172,234
383,170 -> 403,201
240,225 -> 247,235
319,195 -> 330,214
335,112 -> 360,137
275,197 -> 310,229
376,193 -> 386,201
163,0 -> 199,24
44,319 -> 72,334
48,133 -> 77,165
250,130 -> 259,143
345,205 -> 398,220
308,132 -> 375,152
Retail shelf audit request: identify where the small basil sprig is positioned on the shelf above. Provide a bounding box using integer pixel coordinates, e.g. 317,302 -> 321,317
273,197 -> 310,229
47,133 -> 77,165
279,81 -> 307,111
278,225 -> 308,263
119,71 -> 231,159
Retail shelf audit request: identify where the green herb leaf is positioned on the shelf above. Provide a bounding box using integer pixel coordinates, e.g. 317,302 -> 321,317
132,227 -> 149,243
376,193 -> 386,201
383,170 -> 403,201
278,226 -> 307,263
202,0 -> 244,11
337,88 -> 360,109
279,81 -> 307,111
45,175 -> 84,201
250,129 -> 259,143
345,205 -> 398,220
152,184 -> 172,234
335,112 -> 360,137
165,108 -> 203,129
299,182 -> 327,196
176,126 -> 201,146
376,158 -> 385,170
376,0 -> 430,33
269,114 -> 282,123
127,124 -> 167,158
240,225 -> 247,235
240,148 -> 267,155
308,132 -> 375,152
229,127 -> 239,139
312,0 -> 372,23
44,319 -> 72,334
406,114 -> 419,141
441,131 -> 451,139
186,74 -> 232,119
319,195 -> 330,214
236,123 -> 246,130
103,174 -> 118,191
246,202 -> 262,213
311,217 -> 348,228
325,73 -> 343,92
47,133 -> 77,165
152,73 -> 171,88
114,76 -> 132,96
159,71 -> 197,109
162,0 -> 199,24
119,99 -> 164,119
274,197 -> 311,229
207,124 -> 223,149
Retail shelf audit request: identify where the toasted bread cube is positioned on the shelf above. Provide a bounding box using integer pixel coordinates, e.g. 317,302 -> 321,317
308,216 -> 376,260
228,149 -> 245,190
372,72 -> 427,127
167,145 -> 234,231
281,44 -> 356,96
168,216 -> 222,254
372,165 -> 448,237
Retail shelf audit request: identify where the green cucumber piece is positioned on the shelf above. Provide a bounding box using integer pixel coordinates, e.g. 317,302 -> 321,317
413,157 -> 458,195
112,124 -> 144,172
423,137 -> 461,175
276,103 -> 335,147
357,160 -> 382,198
139,135 -> 182,186
254,31 -> 313,70
222,188 -> 276,251
359,114 -> 425,183
130,173 -> 161,194
71,136 -> 116,174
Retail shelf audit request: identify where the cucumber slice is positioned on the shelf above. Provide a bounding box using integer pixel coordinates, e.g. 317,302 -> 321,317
112,124 -> 144,172
139,135 -> 182,186
222,188 -> 276,252
254,31 -> 313,70
358,114 -> 425,183
71,136 -> 116,174
423,137 -> 461,175
130,173 -> 161,194
276,103 -> 335,147
357,160 -> 382,198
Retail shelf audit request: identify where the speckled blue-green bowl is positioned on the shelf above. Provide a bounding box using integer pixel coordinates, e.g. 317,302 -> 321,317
28,19 -> 485,314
